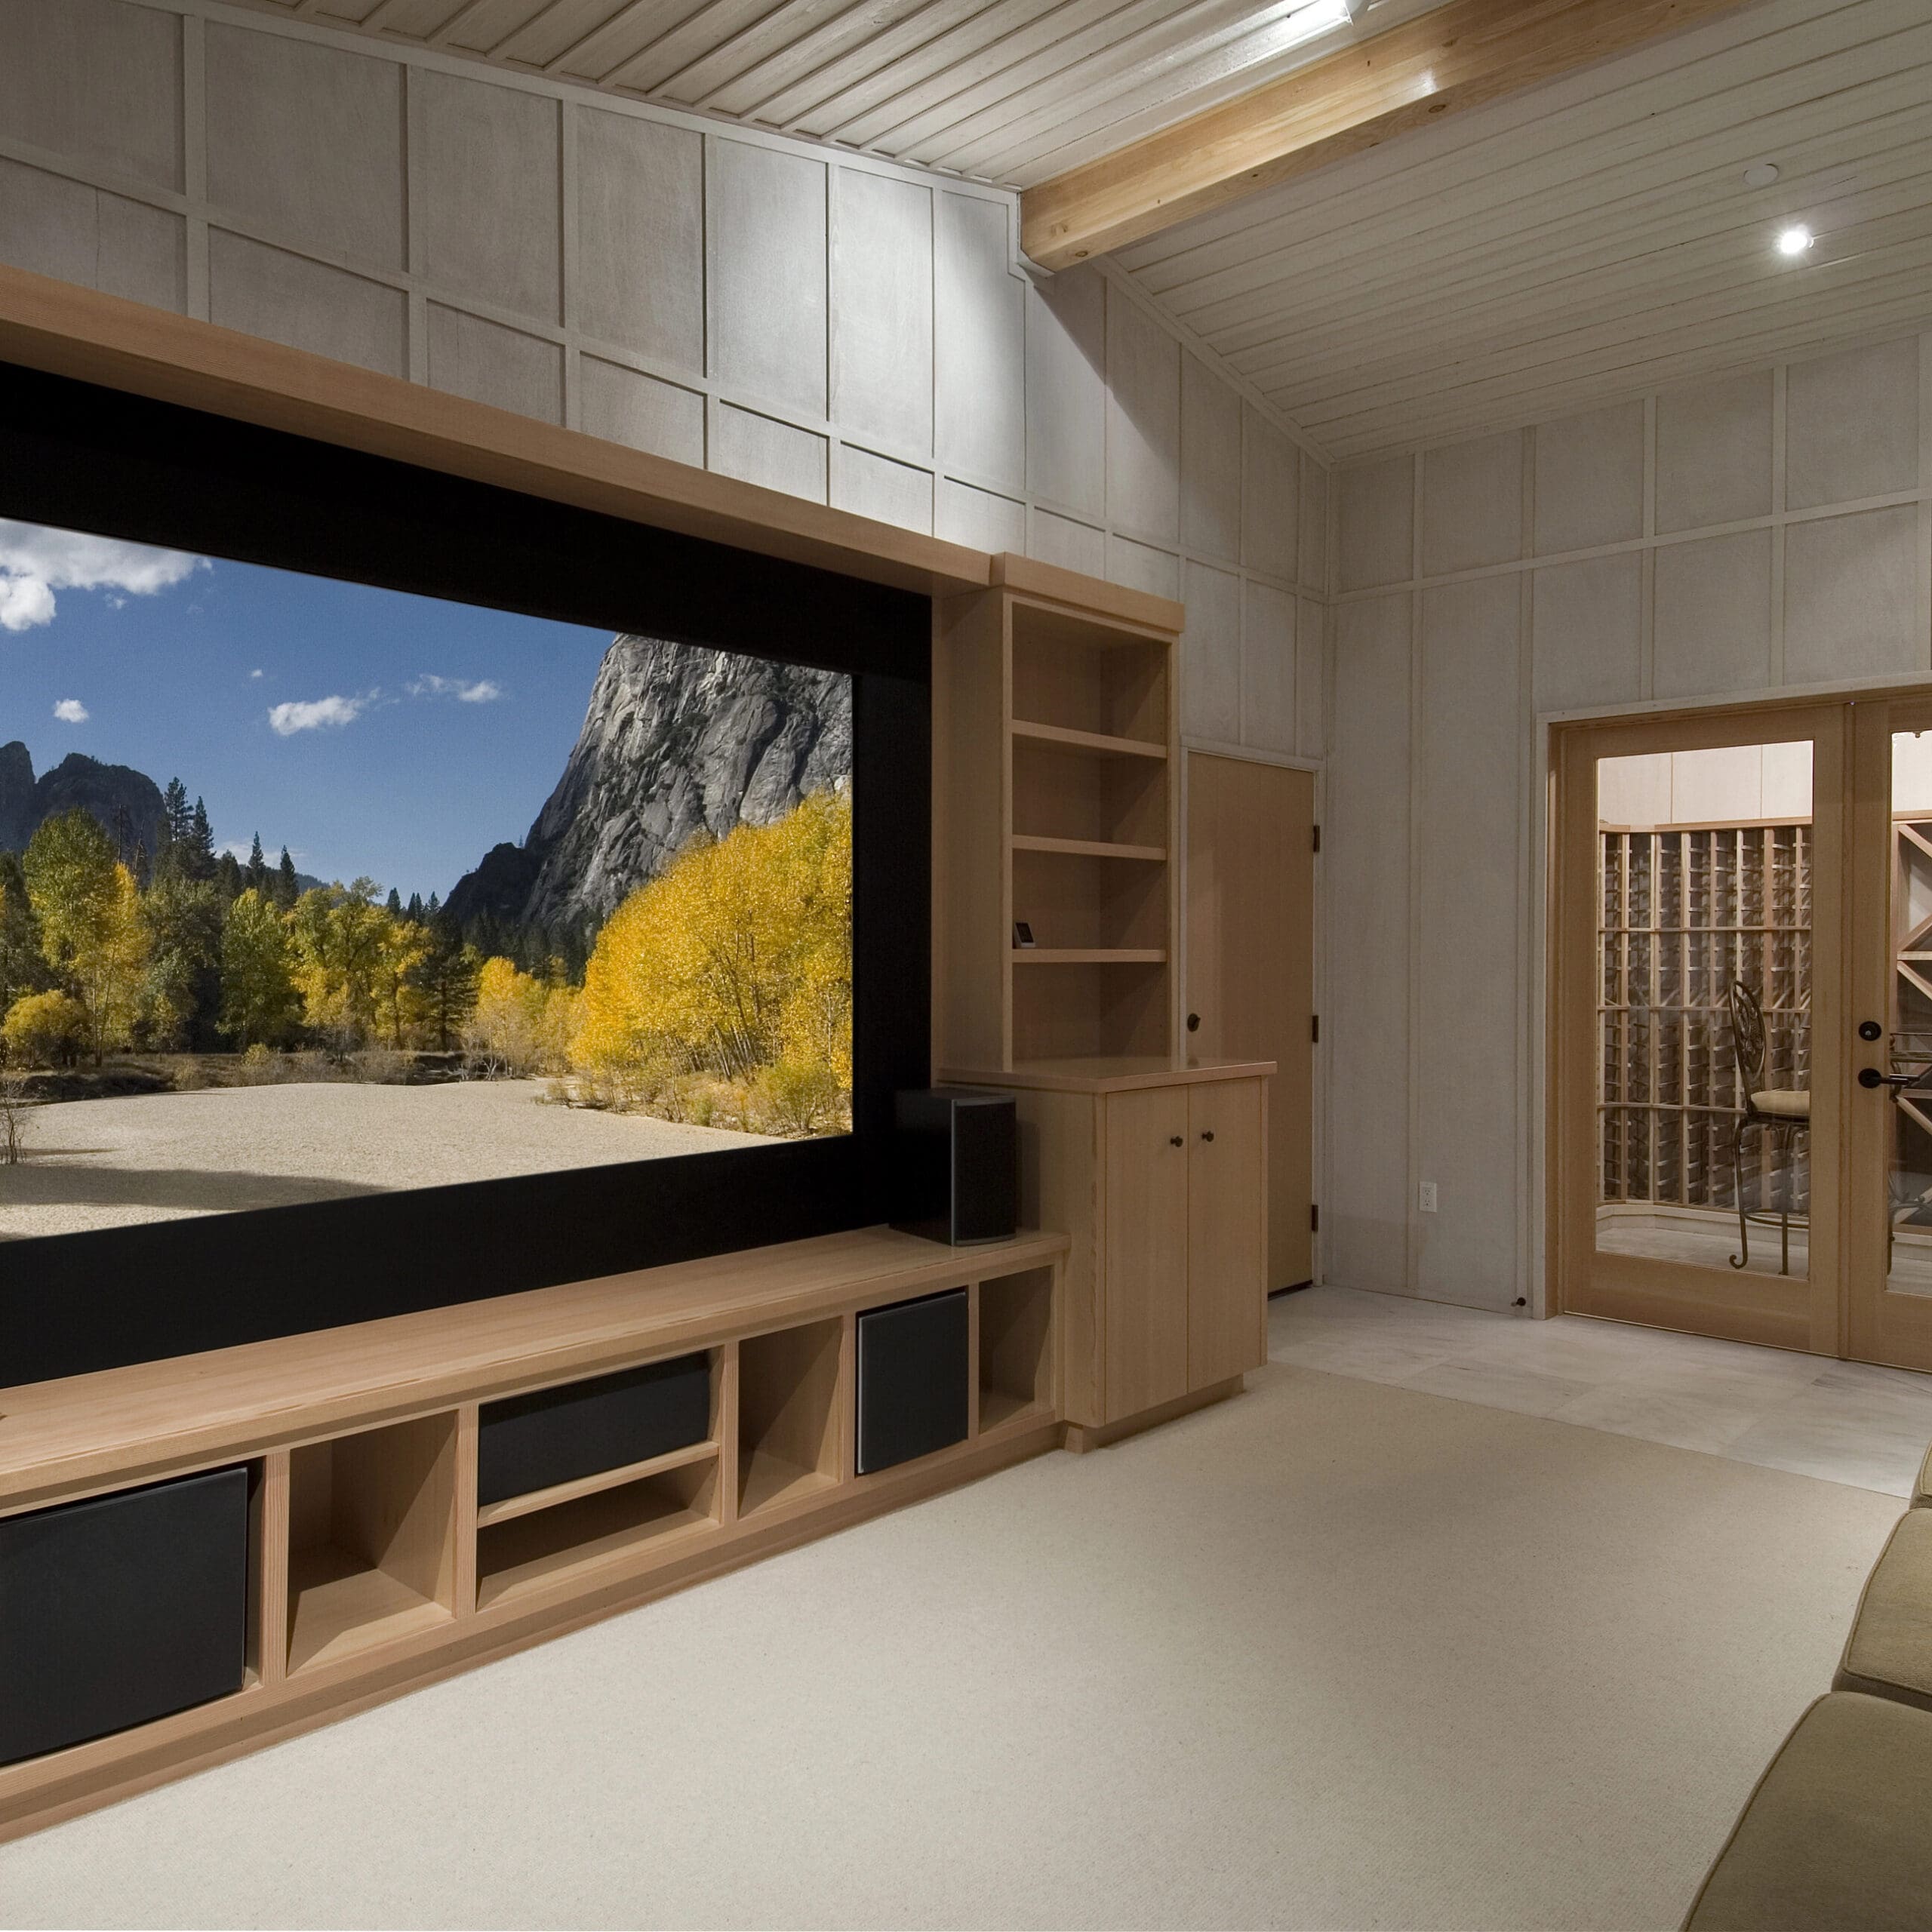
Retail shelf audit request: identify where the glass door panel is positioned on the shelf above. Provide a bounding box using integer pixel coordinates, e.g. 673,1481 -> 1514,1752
1593,745 -> 1814,1281
1847,703 -> 1932,1372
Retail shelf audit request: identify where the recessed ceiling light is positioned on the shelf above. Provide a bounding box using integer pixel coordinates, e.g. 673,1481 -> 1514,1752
1743,162 -> 1781,188
1777,224 -> 1814,257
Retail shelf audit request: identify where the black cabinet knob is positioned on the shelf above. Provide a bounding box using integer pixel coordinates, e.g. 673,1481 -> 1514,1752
1169,1135 -> 1183,1147
1201,1130 -> 1215,1143
1186,1013 -> 1201,1033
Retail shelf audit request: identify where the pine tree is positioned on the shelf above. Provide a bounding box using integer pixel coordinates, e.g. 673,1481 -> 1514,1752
155,778 -> 189,879
185,799 -> 216,882
214,851 -> 244,901
245,833 -> 268,897
426,891 -> 441,918
385,887 -> 403,918
275,848 -> 299,910
162,779 -> 192,848
405,892 -> 425,924
412,911 -> 482,1053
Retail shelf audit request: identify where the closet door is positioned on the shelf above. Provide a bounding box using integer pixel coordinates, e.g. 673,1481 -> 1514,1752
1186,753 -> 1314,1289
1186,1078 -> 1267,1386
1103,1086 -> 1190,1418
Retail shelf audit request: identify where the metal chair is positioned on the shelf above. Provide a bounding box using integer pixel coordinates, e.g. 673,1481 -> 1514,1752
1728,979 -> 1810,1275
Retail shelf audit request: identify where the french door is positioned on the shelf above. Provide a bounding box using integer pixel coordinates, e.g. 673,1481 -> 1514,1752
1555,692 -> 1932,1371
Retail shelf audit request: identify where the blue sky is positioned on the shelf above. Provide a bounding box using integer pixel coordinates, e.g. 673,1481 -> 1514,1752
0,518 -> 614,902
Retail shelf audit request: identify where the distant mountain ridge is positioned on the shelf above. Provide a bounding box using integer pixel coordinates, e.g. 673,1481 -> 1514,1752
0,742 -> 165,859
445,635 -> 850,941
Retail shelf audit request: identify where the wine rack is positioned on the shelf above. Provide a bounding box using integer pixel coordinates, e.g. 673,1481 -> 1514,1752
1598,823 -> 1811,1214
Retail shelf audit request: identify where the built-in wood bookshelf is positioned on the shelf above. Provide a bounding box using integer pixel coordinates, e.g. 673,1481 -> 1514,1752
937,558 -> 1183,1078
1597,822 -> 1811,1214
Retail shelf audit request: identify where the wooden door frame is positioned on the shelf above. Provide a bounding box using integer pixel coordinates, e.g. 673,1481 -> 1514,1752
1846,695 -> 1932,1371
1548,699 -> 1848,1355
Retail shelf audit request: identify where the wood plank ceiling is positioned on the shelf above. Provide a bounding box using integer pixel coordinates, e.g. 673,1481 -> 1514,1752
236,0 -> 1455,186
1115,0 -> 1932,457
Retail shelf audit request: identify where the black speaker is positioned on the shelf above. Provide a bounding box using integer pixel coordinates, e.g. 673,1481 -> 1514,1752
892,1088 -> 1018,1244
478,1352 -> 712,1507
0,1463 -> 250,1767
856,1287 -> 969,1475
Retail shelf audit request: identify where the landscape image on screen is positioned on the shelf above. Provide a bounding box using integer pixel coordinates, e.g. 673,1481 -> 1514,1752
0,518 -> 852,1240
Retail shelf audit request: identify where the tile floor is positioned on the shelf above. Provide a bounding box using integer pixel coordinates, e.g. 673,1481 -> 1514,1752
1269,1285 -> 1932,1497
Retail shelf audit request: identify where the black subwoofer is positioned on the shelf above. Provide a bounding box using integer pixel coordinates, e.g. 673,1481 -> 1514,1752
0,1463 -> 250,1767
477,1352 -> 711,1507
855,1287 -> 969,1475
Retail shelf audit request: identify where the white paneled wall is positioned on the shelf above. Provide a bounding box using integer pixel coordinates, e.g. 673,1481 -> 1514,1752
1329,328 -> 1932,1312
0,0 -> 1327,764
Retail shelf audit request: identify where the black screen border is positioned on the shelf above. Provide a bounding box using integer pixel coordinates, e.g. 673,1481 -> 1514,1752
0,361 -> 931,1387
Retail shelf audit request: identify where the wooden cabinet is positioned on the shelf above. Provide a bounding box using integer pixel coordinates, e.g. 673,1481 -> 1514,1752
1186,1079 -> 1269,1389
1103,1087 -> 1192,1416
934,557 -> 1270,1440
957,1063 -> 1270,1433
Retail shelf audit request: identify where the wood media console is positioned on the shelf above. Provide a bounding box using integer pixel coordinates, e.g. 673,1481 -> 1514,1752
0,1225 -> 1066,1843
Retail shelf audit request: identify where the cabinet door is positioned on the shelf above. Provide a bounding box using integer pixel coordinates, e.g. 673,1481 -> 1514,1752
1103,1086 -> 1191,1420
1187,1079 -> 1267,1387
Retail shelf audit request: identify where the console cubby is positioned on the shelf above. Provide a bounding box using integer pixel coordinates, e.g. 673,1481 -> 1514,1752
737,1318 -> 844,1518
977,1267 -> 1056,1433
285,1412 -> 458,1675
475,1451 -> 719,1611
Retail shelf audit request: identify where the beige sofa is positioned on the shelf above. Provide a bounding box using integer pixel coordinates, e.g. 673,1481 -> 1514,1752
1684,1458 -> 1932,1927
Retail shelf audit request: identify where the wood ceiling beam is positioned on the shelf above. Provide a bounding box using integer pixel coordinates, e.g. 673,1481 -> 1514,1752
1020,0 -> 1765,271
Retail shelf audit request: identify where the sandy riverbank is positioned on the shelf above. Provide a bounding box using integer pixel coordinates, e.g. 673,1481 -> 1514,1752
0,1078 -> 774,1239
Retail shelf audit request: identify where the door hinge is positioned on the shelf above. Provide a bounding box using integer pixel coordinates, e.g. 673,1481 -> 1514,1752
1312,823 -> 1321,854
1311,1014 -> 1320,1044
1310,1204 -> 1319,1232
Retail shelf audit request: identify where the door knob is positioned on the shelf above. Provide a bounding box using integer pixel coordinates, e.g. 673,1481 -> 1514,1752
1860,1067 -> 1916,1089
1860,1020 -> 1884,1041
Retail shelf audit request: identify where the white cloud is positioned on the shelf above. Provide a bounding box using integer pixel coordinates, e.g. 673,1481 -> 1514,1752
52,698 -> 88,724
0,521 -> 208,632
250,668 -> 264,680
268,693 -> 371,736
407,674 -> 503,704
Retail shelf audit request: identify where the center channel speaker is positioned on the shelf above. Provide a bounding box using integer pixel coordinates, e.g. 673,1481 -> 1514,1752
891,1088 -> 1018,1245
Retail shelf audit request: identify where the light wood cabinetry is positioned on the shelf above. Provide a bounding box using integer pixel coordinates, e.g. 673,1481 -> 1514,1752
947,1062 -> 1271,1432
936,555 -> 1181,1075
0,1226 -> 1064,1844
937,557 -> 1272,1439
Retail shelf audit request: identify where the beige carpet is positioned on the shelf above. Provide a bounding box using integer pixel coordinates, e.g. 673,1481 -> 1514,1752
0,1367 -> 1901,1931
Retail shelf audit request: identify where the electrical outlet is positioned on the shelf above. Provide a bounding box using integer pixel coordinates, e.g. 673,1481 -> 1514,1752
1419,1182 -> 1438,1214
